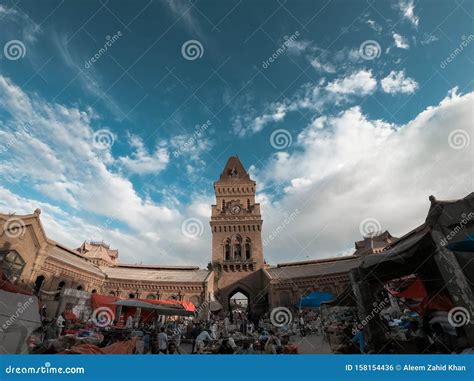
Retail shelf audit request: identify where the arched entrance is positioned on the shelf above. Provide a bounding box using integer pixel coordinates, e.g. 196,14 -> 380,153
33,275 -> 45,294
228,288 -> 250,328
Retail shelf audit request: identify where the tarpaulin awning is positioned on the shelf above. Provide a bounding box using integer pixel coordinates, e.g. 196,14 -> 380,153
114,299 -> 194,317
299,292 -> 334,308
386,276 -> 453,315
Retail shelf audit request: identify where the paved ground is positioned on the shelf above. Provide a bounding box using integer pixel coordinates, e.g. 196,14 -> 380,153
292,333 -> 332,354
178,333 -> 332,354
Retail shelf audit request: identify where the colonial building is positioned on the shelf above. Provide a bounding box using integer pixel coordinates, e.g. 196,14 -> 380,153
0,156 -> 393,318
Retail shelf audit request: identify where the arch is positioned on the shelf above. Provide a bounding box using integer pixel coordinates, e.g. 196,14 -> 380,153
33,275 -> 45,294
146,294 -> 156,299
109,291 -> 116,297
76,285 -> 83,291
55,280 -> 66,301
227,286 -> 251,313
128,293 -> 135,299
245,238 -> 252,260
224,238 -> 231,261
232,235 -> 242,260
1,250 -> 25,282
91,289 -> 97,294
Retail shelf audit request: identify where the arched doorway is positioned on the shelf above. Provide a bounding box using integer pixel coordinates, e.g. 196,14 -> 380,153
33,275 -> 45,294
228,288 -> 250,327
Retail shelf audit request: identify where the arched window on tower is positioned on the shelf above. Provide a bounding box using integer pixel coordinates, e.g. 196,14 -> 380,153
247,199 -> 250,210
221,199 -> 225,211
245,238 -> 252,260
233,235 -> 242,261
224,239 -> 231,261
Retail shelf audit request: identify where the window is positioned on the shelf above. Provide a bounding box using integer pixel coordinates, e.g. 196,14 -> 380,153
245,238 -> 252,260
233,235 -> 242,260
0,250 -> 25,282
222,199 -> 225,211
247,199 -> 250,209
224,239 -> 231,261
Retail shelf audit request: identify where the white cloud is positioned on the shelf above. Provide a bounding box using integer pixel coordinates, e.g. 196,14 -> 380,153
398,0 -> 419,27
326,70 -> 377,95
310,58 -> 336,73
0,75 -> 211,266
118,134 -> 169,174
393,32 -> 410,49
258,89 -> 473,263
366,19 -> 383,34
381,70 -> 418,94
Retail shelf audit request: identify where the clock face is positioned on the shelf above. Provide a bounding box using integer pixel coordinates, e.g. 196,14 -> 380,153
231,205 -> 241,214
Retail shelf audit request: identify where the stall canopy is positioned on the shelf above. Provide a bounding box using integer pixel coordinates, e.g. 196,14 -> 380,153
321,286 -> 356,307
114,299 -> 194,317
299,292 -> 334,308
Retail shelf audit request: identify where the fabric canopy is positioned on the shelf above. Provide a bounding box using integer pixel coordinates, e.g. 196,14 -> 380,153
299,292 -> 334,308
386,276 -> 453,315
114,299 -> 193,317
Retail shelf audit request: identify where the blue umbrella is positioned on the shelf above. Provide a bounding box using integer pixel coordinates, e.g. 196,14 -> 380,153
299,292 -> 334,308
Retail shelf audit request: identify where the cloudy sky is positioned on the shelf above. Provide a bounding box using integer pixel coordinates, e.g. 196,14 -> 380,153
0,0 -> 472,267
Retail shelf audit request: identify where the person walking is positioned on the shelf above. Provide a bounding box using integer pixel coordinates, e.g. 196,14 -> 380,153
158,327 -> 168,354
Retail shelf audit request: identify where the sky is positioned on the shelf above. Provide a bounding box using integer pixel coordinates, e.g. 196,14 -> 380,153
0,0 -> 472,267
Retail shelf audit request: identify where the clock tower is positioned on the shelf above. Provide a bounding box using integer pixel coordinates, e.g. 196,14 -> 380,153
210,156 -> 265,312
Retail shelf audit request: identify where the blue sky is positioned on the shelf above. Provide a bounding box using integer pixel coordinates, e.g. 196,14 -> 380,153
0,0 -> 472,266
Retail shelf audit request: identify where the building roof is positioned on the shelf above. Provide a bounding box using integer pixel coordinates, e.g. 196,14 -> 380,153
100,266 -> 210,283
217,156 -> 252,182
354,230 -> 397,255
77,241 -> 118,264
46,245 -> 104,277
266,256 -> 361,280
